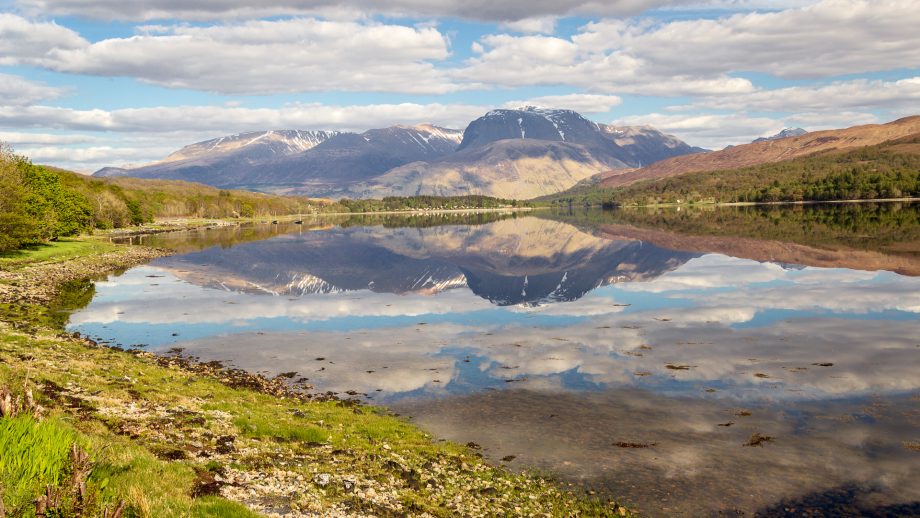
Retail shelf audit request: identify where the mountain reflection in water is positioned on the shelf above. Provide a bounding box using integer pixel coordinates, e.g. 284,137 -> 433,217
69,207 -> 920,516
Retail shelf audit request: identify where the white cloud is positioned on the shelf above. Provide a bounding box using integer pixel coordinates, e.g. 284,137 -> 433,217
0,73 -> 66,105
783,111 -> 879,130
15,0 -> 693,22
0,101 -> 488,134
1,15 -> 455,95
499,16 -> 558,35
0,13 -> 86,66
0,131 -> 95,145
454,1 -> 920,95
578,0 -> 920,79
611,112 -> 784,149
20,145 -> 179,165
457,30 -> 755,96
4,2 -> 918,99
687,77 -> 920,114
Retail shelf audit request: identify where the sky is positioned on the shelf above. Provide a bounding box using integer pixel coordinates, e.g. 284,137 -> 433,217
0,0 -> 918,173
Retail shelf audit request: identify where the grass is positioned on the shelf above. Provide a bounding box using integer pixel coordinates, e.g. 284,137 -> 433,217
0,237 -> 118,269
0,415 -> 80,513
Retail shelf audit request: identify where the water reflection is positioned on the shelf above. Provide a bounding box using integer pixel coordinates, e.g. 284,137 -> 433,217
69,206 -> 920,516
137,217 -> 699,305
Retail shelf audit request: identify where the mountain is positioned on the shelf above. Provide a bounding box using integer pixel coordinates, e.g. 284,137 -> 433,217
598,124 -> 707,167
597,115 -> 920,189
752,128 -> 807,143
95,130 -> 339,180
456,108 -> 704,167
343,139 -> 611,199
94,108 -> 703,199
93,166 -> 130,177
341,108 -> 704,199
457,108 -> 626,166
94,125 -> 463,194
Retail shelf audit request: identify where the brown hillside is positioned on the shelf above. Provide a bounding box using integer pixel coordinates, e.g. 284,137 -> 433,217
599,115 -> 920,188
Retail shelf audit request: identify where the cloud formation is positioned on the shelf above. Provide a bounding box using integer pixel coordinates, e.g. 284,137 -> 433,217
0,73 -> 66,105
14,0 -> 693,22
1,15 -> 455,94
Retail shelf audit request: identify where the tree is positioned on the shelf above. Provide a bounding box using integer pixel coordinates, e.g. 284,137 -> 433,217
0,143 -> 42,251
20,161 -> 92,239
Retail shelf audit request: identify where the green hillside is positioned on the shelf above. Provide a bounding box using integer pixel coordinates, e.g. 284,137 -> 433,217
544,133 -> 920,207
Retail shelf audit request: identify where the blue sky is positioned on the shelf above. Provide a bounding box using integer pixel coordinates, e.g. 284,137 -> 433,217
0,0 -> 918,172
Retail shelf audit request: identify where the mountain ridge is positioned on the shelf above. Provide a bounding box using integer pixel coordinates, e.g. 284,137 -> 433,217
93,108 -> 704,199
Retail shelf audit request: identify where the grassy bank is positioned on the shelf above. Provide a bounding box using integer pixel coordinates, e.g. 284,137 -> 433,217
0,239 -> 630,517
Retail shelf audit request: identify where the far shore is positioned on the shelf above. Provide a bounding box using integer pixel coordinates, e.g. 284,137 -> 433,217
581,196 -> 920,210
97,206 -> 538,238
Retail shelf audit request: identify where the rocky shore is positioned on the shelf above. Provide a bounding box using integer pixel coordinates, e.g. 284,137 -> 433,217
0,244 -> 170,304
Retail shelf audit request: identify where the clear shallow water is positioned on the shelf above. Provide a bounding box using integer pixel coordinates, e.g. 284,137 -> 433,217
68,206 -> 920,516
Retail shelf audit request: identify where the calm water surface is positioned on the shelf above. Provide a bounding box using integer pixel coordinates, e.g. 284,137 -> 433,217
68,204 -> 920,516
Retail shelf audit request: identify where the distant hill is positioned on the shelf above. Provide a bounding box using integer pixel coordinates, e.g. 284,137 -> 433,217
93,108 -> 703,199
545,130 -> 920,206
752,128 -> 807,143
596,116 -> 920,189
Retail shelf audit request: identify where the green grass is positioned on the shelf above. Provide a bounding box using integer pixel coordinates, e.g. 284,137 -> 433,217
190,497 -> 263,517
0,238 -> 118,269
0,415 -> 80,513
232,414 -> 330,443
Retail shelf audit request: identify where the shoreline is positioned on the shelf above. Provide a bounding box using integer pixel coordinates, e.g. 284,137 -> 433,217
601,197 -> 920,210
98,206 -> 537,239
0,238 -> 631,517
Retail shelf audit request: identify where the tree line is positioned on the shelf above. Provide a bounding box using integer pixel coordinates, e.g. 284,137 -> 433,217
336,195 -> 525,213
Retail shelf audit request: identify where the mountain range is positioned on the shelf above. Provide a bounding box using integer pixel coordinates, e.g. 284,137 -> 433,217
94,107 -> 704,199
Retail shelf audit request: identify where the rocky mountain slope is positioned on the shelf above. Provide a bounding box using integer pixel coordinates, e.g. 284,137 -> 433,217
598,116 -> 920,189
94,108 -> 703,199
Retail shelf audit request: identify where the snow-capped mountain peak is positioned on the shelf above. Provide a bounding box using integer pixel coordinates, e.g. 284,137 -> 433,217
158,129 -> 340,164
